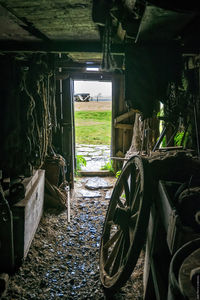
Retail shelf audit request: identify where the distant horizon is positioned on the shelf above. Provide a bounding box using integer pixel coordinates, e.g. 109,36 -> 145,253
74,80 -> 112,98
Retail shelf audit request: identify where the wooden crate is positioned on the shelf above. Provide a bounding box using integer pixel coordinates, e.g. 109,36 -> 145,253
11,169 -> 45,267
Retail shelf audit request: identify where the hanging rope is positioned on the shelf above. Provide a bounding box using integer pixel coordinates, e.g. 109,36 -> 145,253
101,14 -> 117,71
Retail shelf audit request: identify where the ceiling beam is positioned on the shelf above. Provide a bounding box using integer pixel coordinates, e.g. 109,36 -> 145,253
55,59 -> 100,68
0,40 -> 124,54
0,4 -> 49,42
56,70 -> 114,81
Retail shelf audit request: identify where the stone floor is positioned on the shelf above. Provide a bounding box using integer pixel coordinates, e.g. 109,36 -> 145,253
3,176 -> 144,300
76,144 -> 110,171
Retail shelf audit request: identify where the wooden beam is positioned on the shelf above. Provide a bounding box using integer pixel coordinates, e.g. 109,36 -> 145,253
56,71 -> 113,81
114,110 -> 135,124
67,187 -> 70,223
78,170 -> 112,176
0,4 -> 49,42
55,59 -> 100,68
114,123 -> 133,130
0,41 -> 124,53
110,156 -> 128,161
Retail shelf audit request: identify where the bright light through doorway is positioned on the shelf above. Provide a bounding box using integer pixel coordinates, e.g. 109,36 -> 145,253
74,80 -> 112,101
74,80 -> 112,172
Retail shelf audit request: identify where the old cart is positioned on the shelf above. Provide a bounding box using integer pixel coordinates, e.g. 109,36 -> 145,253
99,151 -> 200,299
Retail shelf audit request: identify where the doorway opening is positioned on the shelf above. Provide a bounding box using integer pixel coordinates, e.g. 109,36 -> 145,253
74,80 -> 112,173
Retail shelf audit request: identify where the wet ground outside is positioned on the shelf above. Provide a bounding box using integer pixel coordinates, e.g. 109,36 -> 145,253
76,144 -> 110,171
4,177 -> 144,300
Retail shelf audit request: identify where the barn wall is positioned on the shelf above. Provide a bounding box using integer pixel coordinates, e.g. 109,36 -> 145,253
0,53 -> 56,178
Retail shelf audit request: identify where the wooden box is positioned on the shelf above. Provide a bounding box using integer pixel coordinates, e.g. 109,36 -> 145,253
11,169 -> 45,267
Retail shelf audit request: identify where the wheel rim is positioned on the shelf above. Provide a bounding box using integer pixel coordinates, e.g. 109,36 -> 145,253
100,156 -> 152,290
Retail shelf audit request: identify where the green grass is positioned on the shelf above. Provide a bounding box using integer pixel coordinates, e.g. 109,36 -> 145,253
75,110 -> 111,144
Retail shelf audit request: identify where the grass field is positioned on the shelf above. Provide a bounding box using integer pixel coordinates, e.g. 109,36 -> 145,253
74,103 -> 112,144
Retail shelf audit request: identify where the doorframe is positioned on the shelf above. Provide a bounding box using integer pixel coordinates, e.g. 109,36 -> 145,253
72,72 -> 113,173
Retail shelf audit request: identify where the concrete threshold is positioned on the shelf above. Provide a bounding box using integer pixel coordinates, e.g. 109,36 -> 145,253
78,170 -> 113,177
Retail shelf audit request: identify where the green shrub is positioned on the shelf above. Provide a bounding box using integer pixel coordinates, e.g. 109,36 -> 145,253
101,160 -> 114,174
76,155 -> 87,171
115,170 -> 121,178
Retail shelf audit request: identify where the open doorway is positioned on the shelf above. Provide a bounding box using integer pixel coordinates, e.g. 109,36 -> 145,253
74,80 -> 112,173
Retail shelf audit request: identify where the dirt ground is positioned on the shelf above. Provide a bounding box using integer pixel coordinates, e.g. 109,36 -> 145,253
74,101 -> 112,111
3,176 -> 144,300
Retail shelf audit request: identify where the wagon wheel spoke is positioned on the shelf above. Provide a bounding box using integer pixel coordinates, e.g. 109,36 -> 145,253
129,212 -> 139,242
130,165 -> 136,201
122,176 -> 130,206
130,211 -> 139,226
110,230 -> 130,276
103,229 -> 122,251
104,231 -> 123,272
122,230 -> 130,261
110,235 -> 125,276
117,196 -> 125,208
100,156 -> 152,291
131,176 -> 141,213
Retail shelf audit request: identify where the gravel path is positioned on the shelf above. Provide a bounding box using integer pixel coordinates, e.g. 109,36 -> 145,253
4,177 -> 143,300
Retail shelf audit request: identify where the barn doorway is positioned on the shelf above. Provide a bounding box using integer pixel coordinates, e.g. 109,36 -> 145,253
74,80 -> 112,173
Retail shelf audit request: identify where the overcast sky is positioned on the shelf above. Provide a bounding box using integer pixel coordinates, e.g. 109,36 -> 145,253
74,80 -> 112,97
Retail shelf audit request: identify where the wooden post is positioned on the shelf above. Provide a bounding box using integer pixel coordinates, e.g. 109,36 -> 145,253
62,78 -> 75,189
112,74 -> 133,171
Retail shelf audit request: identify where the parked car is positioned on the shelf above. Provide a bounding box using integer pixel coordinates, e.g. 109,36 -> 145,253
74,93 -> 90,102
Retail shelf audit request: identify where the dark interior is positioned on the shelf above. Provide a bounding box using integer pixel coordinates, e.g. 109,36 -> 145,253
0,1 -> 200,299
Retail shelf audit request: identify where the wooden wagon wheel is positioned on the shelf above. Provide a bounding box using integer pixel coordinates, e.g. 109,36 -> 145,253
100,155 -> 153,291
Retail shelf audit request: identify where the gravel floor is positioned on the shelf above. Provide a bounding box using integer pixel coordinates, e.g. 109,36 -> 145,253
3,177 -> 144,300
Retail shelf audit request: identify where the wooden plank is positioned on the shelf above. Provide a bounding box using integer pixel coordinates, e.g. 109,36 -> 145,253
110,156 -> 128,161
21,170 -> 45,257
144,205 -> 158,299
158,146 -> 183,151
67,187 -> 70,223
0,41 -> 124,53
78,170 -> 112,177
114,123 -> 133,130
55,59 -> 100,69
114,110 -> 135,124
12,170 -> 45,265
62,78 -> 75,189
22,170 -> 39,197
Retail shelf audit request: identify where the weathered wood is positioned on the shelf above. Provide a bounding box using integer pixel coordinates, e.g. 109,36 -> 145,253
148,151 -> 200,181
100,156 -> 153,290
158,146 -> 183,151
110,156 -> 129,161
114,110 -> 135,124
67,187 -> 71,223
11,170 -> 45,266
0,41 -> 124,53
22,170 -> 39,198
78,170 -> 112,177
62,78 -> 75,189
114,123 -> 133,130
143,205 -> 158,299
55,59 -> 100,69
